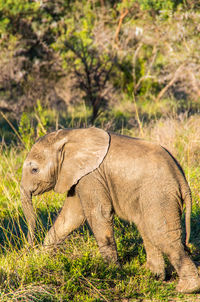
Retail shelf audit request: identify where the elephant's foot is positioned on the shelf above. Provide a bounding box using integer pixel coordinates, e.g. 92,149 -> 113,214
146,260 -> 165,280
176,277 -> 200,293
43,226 -> 68,248
43,242 -> 61,251
99,245 -> 118,264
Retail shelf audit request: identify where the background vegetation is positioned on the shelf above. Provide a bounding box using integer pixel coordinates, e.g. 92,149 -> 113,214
0,0 -> 200,301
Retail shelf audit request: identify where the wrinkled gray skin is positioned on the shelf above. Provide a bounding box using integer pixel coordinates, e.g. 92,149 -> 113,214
20,127 -> 200,293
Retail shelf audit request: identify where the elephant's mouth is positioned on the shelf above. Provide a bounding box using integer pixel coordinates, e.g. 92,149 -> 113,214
32,182 -> 54,196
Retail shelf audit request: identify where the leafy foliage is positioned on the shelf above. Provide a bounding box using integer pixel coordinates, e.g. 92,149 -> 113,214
0,0 -> 200,123
64,36 -> 115,122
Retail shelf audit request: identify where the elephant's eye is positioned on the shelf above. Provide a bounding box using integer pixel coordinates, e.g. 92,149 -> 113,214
31,168 -> 39,174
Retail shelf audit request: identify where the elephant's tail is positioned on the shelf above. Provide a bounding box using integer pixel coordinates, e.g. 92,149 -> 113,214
183,188 -> 192,246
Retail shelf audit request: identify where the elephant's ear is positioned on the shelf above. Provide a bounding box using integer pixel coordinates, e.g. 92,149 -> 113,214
54,127 -> 110,193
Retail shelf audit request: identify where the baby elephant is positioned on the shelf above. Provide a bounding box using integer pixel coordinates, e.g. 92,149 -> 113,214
20,127 -> 200,293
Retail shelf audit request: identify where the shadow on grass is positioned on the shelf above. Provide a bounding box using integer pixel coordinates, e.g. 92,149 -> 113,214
0,115 -> 18,145
181,210 -> 200,256
0,207 -> 96,254
189,210 -> 200,266
0,209 -> 59,253
0,208 -> 200,267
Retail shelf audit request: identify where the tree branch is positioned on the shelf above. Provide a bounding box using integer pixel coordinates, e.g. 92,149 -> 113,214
155,64 -> 184,103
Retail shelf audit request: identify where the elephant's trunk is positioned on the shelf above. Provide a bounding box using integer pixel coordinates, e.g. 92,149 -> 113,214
20,186 -> 36,245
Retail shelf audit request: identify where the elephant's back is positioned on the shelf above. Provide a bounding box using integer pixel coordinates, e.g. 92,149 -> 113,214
106,133 -> 184,179
107,133 -> 159,159
105,133 -> 172,175
101,133 -> 188,222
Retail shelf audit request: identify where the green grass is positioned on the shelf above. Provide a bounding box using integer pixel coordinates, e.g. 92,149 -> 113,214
0,114 -> 200,301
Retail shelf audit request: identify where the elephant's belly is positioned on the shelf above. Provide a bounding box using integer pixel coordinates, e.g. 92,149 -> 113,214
109,183 -> 142,225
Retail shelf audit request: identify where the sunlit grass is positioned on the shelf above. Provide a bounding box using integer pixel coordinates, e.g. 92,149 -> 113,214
0,114 -> 200,301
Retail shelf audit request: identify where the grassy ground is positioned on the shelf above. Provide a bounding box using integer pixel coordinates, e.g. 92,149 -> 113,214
0,113 -> 200,301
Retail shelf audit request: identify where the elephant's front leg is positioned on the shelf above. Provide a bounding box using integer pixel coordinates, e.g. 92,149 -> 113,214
89,212 -> 118,263
137,224 -> 165,280
77,177 -> 118,263
43,194 -> 85,247
85,206 -> 118,263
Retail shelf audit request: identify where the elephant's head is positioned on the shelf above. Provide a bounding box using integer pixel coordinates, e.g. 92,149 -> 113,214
20,127 -> 110,245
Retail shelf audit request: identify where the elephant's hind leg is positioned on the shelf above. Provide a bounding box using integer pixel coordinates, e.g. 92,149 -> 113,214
162,242 -> 200,293
43,194 -> 85,247
141,196 -> 200,293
